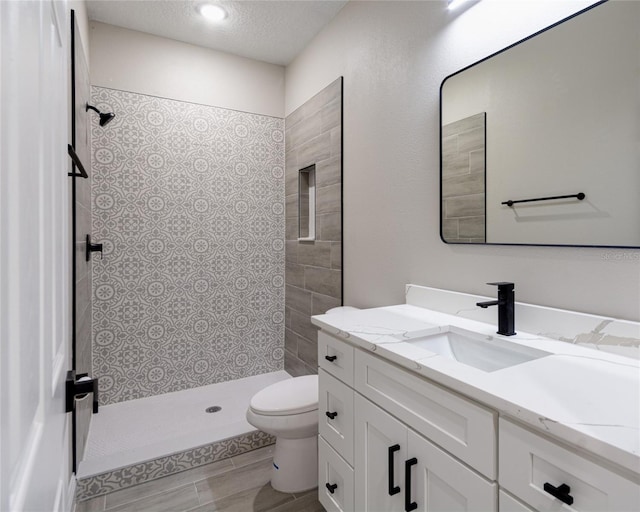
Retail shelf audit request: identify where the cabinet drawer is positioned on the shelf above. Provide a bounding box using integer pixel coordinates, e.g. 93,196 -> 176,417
319,369 -> 354,466
499,490 -> 535,512
318,331 -> 354,386
355,350 -> 496,479
499,418 -> 640,511
319,436 -> 355,512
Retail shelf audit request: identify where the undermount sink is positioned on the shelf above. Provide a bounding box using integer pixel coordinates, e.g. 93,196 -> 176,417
406,327 -> 550,372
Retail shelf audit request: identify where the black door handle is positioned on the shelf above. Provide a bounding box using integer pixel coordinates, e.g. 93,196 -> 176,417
388,444 -> 401,495
326,411 -> 338,420
325,482 -> 338,494
65,371 -> 99,414
325,355 -> 337,362
404,457 -> 418,511
543,482 -> 574,505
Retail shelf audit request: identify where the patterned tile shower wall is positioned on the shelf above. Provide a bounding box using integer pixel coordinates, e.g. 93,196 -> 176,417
91,87 -> 285,405
284,78 -> 343,376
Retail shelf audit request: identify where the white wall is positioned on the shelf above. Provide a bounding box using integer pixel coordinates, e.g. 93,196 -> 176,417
69,0 -> 90,65
285,0 -> 640,321
90,21 -> 285,117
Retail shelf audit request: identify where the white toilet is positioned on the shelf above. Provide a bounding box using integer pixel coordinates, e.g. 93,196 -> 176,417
246,375 -> 319,493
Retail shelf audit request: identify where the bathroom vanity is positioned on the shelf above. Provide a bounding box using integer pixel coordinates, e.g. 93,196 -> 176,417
313,285 -> 640,511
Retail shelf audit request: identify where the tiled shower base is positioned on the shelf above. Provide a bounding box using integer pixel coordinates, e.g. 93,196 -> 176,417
77,371 -> 290,501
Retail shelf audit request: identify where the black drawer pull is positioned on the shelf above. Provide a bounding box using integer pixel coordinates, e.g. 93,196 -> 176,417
388,444 -> 401,496
404,457 -> 418,511
326,411 -> 338,420
544,482 -> 574,505
325,355 -> 337,362
326,482 -> 338,494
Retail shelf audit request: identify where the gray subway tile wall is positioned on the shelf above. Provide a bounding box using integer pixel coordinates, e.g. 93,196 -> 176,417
441,112 -> 486,243
284,78 -> 343,377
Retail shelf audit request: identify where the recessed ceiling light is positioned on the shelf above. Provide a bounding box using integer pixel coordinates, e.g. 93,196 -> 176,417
199,3 -> 227,22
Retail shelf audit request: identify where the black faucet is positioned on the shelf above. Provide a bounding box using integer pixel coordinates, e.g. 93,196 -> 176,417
476,282 -> 516,336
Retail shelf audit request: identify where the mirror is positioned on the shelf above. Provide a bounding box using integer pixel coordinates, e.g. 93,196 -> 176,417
440,0 -> 640,247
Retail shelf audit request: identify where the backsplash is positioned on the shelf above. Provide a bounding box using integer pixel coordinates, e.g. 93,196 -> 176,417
91,87 -> 285,404
405,284 -> 640,360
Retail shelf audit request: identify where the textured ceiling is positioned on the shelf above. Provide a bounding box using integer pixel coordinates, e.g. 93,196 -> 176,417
86,0 -> 348,66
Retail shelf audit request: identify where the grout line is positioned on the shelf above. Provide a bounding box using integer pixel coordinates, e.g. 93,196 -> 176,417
193,482 -> 200,506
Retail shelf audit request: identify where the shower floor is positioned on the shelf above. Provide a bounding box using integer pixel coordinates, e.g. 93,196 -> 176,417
77,371 -> 291,479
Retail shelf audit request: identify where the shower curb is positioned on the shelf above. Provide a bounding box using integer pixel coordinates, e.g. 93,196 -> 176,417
76,430 -> 275,501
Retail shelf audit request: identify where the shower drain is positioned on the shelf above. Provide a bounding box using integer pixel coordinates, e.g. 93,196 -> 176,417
205,406 -> 222,413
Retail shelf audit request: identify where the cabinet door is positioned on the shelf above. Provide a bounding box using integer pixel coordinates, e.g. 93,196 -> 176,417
408,429 -> 497,512
355,394 -> 407,512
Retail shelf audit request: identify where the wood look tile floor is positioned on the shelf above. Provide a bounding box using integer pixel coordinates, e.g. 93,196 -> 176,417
75,446 -> 324,512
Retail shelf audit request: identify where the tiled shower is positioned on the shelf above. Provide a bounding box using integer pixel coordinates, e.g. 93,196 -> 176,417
77,81 -> 342,500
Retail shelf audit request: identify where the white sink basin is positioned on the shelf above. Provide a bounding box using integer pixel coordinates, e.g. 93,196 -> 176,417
406,327 -> 550,372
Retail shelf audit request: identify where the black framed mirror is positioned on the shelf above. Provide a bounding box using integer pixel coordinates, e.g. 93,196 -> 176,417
440,0 -> 640,248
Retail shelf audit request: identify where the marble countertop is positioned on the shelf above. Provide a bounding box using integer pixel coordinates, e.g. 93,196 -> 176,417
311,304 -> 640,477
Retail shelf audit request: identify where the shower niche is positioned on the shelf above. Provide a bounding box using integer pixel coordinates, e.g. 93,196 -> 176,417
298,164 -> 316,241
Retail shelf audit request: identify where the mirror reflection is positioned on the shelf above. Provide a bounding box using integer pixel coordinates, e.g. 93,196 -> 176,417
441,0 -> 640,247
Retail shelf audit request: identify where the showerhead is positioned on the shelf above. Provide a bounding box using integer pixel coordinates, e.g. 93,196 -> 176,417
86,103 -> 115,127
98,111 -> 116,127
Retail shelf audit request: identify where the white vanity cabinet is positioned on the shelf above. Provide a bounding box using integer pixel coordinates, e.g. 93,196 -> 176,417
355,394 -> 497,511
318,331 -> 356,512
318,330 -> 497,512
317,330 -> 640,512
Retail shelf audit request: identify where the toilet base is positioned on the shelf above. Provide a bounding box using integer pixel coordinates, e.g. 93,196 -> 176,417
270,435 -> 318,493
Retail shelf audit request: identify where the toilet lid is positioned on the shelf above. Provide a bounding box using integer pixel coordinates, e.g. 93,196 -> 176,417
250,375 -> 318,416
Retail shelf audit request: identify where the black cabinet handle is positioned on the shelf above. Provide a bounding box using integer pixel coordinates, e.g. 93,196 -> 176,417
404,457 -> 418,511
325,355 -> 337,362
543,482 -> 574,505
388,444 -> 401,496
325,482 -> 338,494
326,411 -> 338,420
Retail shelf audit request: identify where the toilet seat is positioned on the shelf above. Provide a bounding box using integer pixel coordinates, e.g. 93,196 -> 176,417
249,375 -> 318,416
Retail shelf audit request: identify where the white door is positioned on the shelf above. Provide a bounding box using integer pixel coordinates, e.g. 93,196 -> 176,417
408,429 -> 497,511
354,394 -> 407,512
1,1 -> 72,511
